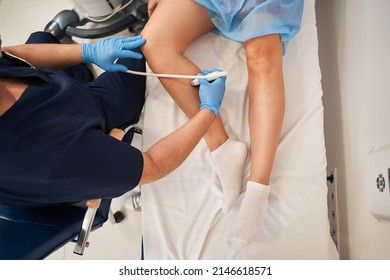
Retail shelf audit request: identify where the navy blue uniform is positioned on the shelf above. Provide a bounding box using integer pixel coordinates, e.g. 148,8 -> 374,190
0,32 -> 145,206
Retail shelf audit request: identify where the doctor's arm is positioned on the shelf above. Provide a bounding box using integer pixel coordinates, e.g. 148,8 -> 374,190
139,72 -> 226,185
140,108 -> 215,184
108,73 -> 225,185
2,36 -> 145,71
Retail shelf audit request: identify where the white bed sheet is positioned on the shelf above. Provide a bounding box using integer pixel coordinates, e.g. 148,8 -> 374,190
140,0 -> 339,259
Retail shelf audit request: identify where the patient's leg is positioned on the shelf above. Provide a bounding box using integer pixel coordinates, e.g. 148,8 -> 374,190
227,35 -> 284,248
141,0 -> 223,149
141,0 -> 247,211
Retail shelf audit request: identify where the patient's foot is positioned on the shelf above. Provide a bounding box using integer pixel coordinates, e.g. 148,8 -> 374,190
211,139 -> 248,213
226,181 -> 269,249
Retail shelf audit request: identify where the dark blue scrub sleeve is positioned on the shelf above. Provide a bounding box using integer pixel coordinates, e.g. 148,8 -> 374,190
47,129 -> 144,204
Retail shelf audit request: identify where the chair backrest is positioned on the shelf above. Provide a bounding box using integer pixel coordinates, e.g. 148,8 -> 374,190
0,199 -> 111,260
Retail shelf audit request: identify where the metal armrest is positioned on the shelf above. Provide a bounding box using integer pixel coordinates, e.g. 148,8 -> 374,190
73,199 -> 101,255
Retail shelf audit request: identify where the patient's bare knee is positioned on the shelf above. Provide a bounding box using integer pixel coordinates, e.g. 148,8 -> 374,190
141,32 -> 184,73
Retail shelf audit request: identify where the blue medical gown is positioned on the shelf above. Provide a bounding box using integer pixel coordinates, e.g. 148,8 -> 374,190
194,0 -> 304,54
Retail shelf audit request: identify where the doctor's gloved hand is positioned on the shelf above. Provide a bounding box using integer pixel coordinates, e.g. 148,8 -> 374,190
198,69 -> 226,116
82,35 -> 146,72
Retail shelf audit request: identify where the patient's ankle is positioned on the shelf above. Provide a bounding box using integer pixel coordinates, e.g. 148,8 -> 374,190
204,133 -> 228,152
204,117 -> 229,151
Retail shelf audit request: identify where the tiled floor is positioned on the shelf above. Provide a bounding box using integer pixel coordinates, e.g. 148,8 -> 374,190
0,0 -> 143,260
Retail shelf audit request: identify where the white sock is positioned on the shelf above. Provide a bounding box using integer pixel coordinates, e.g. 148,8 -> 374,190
226,181 -> 270,249
211,139 -> 248,213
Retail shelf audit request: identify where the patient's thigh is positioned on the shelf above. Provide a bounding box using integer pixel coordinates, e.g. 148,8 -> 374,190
141,0 -> 214,54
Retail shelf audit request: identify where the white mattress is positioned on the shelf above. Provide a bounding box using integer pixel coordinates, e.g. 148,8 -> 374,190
140,0 -> 339,259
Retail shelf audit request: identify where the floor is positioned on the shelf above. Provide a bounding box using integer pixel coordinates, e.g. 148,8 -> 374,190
0,0 -> 143,260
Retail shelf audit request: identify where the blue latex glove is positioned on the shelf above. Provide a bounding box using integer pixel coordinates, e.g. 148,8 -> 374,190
198,69 -> 226,116
82,35 -> 146,72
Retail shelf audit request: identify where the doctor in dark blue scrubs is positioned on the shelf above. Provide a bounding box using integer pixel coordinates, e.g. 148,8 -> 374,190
0,32 -> 226,206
